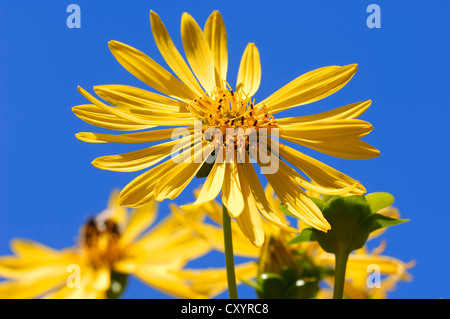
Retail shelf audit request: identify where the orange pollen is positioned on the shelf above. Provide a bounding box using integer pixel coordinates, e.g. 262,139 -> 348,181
81,218 -> 122,268
187,87 -> 278,147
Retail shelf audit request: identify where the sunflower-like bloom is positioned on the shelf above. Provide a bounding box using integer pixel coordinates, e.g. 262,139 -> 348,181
73,10 -> 379,244
0,190 -> 211,299
175,186 -> 414,299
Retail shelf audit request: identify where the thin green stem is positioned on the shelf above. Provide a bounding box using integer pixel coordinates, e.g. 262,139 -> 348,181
222,204 -> 238,299
333,245 -> 350,299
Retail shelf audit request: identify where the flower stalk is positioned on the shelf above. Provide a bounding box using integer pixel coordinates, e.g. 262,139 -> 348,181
332,244 -> 350,299
222,204 -> 238,299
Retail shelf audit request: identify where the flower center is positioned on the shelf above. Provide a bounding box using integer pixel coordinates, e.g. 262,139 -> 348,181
187,87 -> 278,154
189,87 -> 277,134
81,217 -> 122,268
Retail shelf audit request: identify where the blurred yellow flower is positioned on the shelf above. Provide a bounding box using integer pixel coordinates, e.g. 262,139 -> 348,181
176,186 -> 414,298
74,10 -> 379,244
0,190 -> 211,299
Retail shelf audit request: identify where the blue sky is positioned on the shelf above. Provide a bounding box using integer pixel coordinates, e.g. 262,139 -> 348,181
0,1 -> 448,299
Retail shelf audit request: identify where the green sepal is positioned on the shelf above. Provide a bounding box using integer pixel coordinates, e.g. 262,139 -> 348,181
106,271 -> 128,299
312,194 -> 408,255
313,195 -> 371,253
360,213 -> 409,234
287,228 -> 316,245
258,272 -> 285,298
365,192 -> 395,214
255,268 -> 319,299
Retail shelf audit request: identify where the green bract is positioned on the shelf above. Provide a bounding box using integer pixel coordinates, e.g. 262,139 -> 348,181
288,193 -> 408,255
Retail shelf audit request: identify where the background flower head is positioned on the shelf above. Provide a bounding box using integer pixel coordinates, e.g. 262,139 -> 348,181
0,190 -> 211,299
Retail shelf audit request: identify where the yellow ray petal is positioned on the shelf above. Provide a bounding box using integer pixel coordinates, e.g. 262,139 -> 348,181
107,189 -> 128,227
281,136 -> 380,159
92,136 -> 192,172
10,239 -> 61,260
72,104 -> 156,131
78,86 -> 159,125
239,162 -> 298,233
278,143 -> 366,194
234,186 -> 265,247
90,267 -> 111,292
204,11 -> 228,83
108,40 -> 196,101
182,161 -> 225,207
93,85 -> 191,114
154,142 -> 215,201
258,64 -> 358,114
0,274 -> 67,299
132,265 -> 208,299
120,199 -> 158,246
173,261 -> 258,298
236,43 -> 261,98
119,156 -> 180,207
276,100 -> 372,125
265,167 -> 331,232
279,119 -> 373,141
222,161 -> 245,217
278,158 -> 359,196
76,127 -> 193,144
181,12 -> 217,94
150,11 -> 204,96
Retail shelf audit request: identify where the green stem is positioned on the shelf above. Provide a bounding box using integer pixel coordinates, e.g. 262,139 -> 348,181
333,245 -> 350,299
222,204 -> 238,299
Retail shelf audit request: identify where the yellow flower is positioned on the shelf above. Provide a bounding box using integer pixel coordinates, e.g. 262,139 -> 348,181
0,190 -> 211,299
176,186 -> 414,299
73,10 -> 379,244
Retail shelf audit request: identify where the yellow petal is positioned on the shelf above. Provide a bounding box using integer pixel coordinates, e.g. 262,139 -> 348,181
234,186 -> 265,247
183,161 -> 225,207
236,43 -> 261,97
281,136 -> 380,159
173,261 -> 258,298
119,157 -> 179,207
72,104 -> 155,131
154,142 -> 215,201
93,84 -> 191,114
239,162 -> 298,233
222,161 -> 245,217
77,86 -> 157,124
277,100 -> 372,125
181,12 -> 217,94
108,40 -> 196,101
76,127 -> 193,144
279,142 -> 366,194
0,274 -> 67,299
279,119 -> 373,141
278,157 -> 359,196
92,136 -> 192,172
90,267 -> 111,292
107,189 -> 128,227
10,239 -> 60,260
150,11 -> 204,96
258,64 -> 358,114
120,199 -> 158,246
204,11 -> 228,83
132,264 -> 208,299
265,167 -> 331,232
